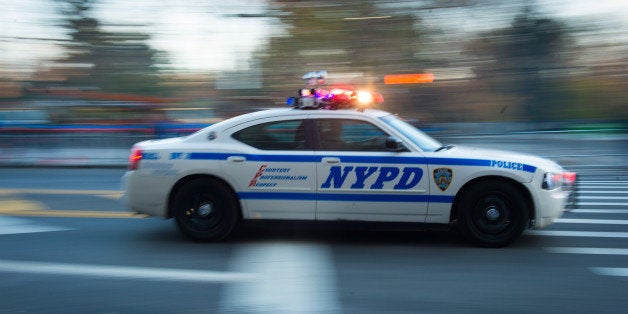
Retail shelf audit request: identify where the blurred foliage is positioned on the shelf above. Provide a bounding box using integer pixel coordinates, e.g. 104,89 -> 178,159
260,1 -> 423,96
50,0 -> 168,96
0,0 -> 626,125
467,6 -> 576,121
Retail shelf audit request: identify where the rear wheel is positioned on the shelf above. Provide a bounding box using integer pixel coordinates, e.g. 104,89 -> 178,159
456,180 -> 529,247
172,178 -> 239,241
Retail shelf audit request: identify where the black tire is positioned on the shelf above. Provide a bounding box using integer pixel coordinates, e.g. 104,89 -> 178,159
172,178 -> 239,241
456,180 -> 529,248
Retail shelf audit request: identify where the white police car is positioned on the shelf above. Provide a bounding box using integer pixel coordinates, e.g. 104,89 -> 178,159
123,88 -> 575,247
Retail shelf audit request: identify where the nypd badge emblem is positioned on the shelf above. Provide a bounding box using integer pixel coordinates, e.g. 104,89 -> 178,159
433,168 -> 453,191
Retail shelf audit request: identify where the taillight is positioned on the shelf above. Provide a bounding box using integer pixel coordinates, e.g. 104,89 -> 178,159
128,147 -> 142,170
562,172 -> 577,186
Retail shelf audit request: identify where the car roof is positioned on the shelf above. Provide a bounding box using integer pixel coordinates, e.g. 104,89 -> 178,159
187,107 -> 394,140
243,107 -> 390,120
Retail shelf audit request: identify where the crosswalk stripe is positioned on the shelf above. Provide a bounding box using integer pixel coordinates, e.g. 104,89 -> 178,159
220,243 -> 341,313
578,186 -> 628,189
528,230 -> 628,238
589,267 -> 628,277
578,181 -> 628,184
578,196 -> 628,200
570,209 -> 628,214
578,191 -> 628,194
545,247 -> 628,255
556,218 -> 628,225
578,202 -> 628,206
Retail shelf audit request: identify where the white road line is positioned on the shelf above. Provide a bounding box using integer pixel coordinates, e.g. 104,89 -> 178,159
556,218 -> 628,225
0,260 -> 258,283
578,186 -> 628,189
545,247 -> 628,255
0,217 -> 72,235
578,181 -> 628,184
220,242 -> 341,314
579,191 -> 628,194
570,209 -> 628,214
578,196 -> 628,200
590,268 -> 628,277
578,202 -> 628,206
528,230 -> 628,238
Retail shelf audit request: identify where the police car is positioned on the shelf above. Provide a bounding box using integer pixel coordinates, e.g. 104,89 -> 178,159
123,82 -> 576,247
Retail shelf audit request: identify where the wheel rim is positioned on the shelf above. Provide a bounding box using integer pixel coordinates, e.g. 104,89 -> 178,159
181,193 -> 225,232
471,194 -> 514,235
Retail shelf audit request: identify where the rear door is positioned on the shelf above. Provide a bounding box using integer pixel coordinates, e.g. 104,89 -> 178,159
226,118 -> 318,220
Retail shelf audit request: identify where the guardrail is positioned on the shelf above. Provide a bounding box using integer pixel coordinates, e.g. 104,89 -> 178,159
0,124 -> 205,149
1,122 -> 625,168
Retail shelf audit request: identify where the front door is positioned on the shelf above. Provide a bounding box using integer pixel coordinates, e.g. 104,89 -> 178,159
314,118 -> 429,222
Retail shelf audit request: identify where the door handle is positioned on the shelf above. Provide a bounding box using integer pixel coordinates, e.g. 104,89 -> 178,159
321,157 -> 341,165
227,156 -> 246,163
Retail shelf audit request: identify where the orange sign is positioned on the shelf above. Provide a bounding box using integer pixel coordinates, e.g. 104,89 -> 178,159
384,73 -> 434,84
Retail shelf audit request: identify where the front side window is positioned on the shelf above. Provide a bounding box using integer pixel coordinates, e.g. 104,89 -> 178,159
232,120 -> 307,150
315,119 -> 390,151
379,115 -> 442,152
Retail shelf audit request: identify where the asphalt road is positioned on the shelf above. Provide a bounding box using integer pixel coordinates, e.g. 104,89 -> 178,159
0,166 -> 627,313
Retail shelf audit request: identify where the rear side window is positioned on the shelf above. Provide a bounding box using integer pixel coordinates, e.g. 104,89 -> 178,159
232,120 -> 307,150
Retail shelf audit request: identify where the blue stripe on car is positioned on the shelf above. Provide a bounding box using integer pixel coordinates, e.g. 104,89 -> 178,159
238,192 -> 455,203
184,152 -> 536,173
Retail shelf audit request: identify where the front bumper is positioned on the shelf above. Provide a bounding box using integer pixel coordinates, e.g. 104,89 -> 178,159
533,173 -> 578,229
563,178 -> 579,212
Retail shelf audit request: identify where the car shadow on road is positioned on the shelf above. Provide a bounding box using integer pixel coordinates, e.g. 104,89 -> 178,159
225,220 -> 468,248
134,219 -> 541,249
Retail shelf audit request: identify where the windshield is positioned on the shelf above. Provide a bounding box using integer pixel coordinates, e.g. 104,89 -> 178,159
379,115 -> 442,152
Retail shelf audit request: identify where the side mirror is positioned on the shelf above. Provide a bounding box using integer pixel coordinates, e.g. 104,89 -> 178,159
386,136 -> 405,152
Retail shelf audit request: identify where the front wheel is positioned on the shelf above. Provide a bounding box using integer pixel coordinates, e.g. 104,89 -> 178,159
456,181 -> 529,248
172,178 -> 239,241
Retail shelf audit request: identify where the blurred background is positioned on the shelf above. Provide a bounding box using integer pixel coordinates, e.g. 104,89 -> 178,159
1,0 -> 626,161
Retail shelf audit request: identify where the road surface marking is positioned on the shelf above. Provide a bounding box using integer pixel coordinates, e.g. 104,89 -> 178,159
545,247 -> 628,255
0,259 -> 259,283
578,186 -> 628,189
589,267 -> 628,277
0,217 -> 72,235
578,202 -> 628,206
578,181 -> 628,184
0,188 -> 122,201
555,218 -> 628,225
528,230 -> 628,238
0,198 -> 145,219
578,191 -> 628,194
570,209 -> 628,214
578,196 -> 628,200
0,209 -> 147,219
0,188 -> 123,197
221,242 -> 341,314
0,199 -> 47,211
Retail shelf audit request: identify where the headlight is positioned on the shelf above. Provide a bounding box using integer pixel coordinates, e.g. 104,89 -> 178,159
542,172 -> 563,190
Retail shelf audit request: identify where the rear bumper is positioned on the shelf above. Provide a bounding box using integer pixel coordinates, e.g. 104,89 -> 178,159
121,171 -> 170,218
